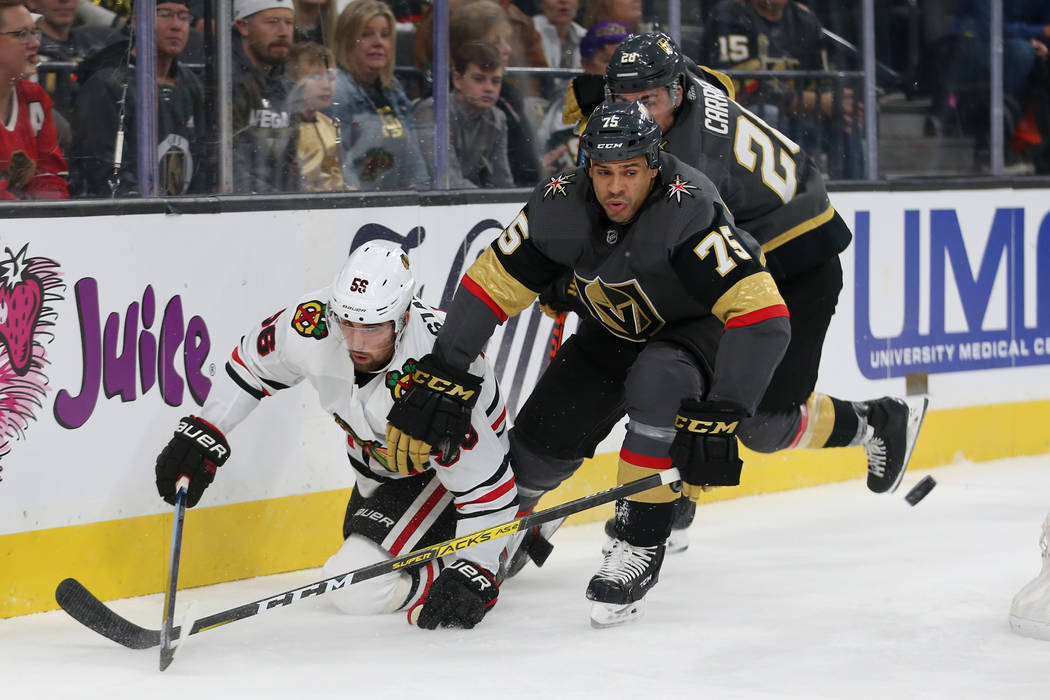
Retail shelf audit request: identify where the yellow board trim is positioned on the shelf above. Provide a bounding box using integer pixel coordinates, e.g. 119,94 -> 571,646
4,400 -> 1050,618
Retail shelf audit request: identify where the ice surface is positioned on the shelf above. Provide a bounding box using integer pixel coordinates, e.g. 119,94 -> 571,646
4,456 -> 1050,699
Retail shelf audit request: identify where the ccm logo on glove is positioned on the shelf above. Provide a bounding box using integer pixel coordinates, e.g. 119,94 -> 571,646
175,418 -> 231,460
674,415 -> 740,434
410,369 -> 478,402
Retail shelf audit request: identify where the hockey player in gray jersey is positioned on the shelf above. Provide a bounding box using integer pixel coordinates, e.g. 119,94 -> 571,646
593,33 -> 928,546
154,241 -> 518,630
386,100 -> 791,626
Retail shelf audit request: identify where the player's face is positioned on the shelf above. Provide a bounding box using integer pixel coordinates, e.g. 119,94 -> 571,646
613,87 -> 676,132
237,8 -> 294,66
351,15 -> 392,79
156,3 -> 191,58
0,6 -> 40,81
336,319 -> 396,372
588,155 -> 657,223
452,65 -> 502,113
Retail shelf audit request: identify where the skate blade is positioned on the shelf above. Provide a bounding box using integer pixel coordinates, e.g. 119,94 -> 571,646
589,599 -> 646,629
889,396 -> 929,494
666,528 -> 689,554
1008,614 -> 1050,641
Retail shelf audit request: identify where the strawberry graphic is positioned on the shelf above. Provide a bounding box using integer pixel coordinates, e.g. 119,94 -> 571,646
0,245 -> 44,376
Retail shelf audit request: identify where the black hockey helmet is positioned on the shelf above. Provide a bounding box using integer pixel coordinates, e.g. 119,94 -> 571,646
580,100 -> 662,169
606,32 -> 684,95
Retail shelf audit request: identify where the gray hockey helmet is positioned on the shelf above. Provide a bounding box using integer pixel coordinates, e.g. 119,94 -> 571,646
605,32 -> 684,94
580,100 -> 663,169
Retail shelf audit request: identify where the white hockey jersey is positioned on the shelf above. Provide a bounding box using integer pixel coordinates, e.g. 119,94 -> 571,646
199,289 -> 517,573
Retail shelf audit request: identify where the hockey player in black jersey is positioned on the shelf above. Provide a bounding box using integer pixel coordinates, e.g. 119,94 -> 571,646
386,100 -> 792,626
598,33 -> 928,546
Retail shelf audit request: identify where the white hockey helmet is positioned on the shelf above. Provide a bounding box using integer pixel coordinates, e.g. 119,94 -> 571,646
328,241 -> 415,338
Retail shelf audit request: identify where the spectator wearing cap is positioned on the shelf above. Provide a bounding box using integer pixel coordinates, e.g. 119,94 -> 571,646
232,0 -> 301,193
70,0 -> 208,197
535,20 -> 628,175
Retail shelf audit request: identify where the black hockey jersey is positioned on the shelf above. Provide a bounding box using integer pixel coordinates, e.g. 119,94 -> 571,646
664,71 -> 851,279
436,152 -> 791,412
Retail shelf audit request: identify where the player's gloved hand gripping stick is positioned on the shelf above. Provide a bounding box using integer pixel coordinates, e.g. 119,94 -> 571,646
670,399 -> 749,501
386,353 -> 482,474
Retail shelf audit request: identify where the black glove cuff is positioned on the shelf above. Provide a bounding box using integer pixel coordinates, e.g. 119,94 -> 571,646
173,415 -> 231,467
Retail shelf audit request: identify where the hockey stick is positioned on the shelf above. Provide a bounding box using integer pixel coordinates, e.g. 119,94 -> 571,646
56,467 -> 681,651
159,476 -> 189,671
544,311 -> 566,369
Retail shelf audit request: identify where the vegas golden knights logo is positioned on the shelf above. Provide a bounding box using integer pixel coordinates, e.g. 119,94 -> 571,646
578,276 -> 664,341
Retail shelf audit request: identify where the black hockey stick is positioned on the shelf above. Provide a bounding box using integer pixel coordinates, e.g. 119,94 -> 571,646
159,476 -> 189,671
56,467 -> 682,651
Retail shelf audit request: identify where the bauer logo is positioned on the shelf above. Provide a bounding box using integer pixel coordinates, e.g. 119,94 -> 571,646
854,205 -> 1050,378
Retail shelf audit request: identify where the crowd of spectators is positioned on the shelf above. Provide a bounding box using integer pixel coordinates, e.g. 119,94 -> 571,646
5,0 -> 1044,201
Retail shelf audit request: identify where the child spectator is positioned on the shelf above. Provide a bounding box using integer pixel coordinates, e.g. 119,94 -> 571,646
286,41 -> 353,191
413,41 -> 513,188
0,0 -> 68,199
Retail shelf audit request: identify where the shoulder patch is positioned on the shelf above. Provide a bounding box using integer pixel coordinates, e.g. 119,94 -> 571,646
666,174 -> 698,204
385,358 -> 419,400
292,300 -> 329,339
543,171 -> 576,199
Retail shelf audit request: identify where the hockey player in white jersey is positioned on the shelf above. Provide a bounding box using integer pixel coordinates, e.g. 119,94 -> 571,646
154,241 -> 518,629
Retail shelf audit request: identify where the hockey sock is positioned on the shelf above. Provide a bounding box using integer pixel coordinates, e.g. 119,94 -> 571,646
789,393 -> 862,449
614,498 -> 674,547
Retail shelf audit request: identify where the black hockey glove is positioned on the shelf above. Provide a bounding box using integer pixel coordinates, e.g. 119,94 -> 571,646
537,269 -> 583,319
669,400 -> 748,501
155,415 -> 231,508
386,353 -> 482,475
413,559 -> 499,630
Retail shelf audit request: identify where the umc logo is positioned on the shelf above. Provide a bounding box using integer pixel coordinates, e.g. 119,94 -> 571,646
854,207 -> 1050,378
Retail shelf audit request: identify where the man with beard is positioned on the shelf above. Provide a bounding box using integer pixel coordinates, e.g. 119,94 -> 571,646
232,0 -> 300,192
71,0 -> 208,196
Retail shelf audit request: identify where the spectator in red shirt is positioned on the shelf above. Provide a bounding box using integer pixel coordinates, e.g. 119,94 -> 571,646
0,0 -> 68,199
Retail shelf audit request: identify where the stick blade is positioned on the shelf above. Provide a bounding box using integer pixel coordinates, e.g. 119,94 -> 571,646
55,577 -> 161,650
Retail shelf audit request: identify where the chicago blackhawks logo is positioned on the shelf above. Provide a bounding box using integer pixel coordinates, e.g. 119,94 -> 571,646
385,358 -> 418,400
333,412 -> 392,472
543,171 -> 575,199
0,244 -> 64,465
577,275 -> 664,341
666,174 -> 698,204
292,300 -> 328,339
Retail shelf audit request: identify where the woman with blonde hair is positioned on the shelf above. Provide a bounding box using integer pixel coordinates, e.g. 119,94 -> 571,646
293,0 -> 338,45
329,0 -> 428,190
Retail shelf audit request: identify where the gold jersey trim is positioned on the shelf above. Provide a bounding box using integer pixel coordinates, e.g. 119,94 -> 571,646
711,271 -> 785,325
761,203 -> 836,254
467,248 -> 539,318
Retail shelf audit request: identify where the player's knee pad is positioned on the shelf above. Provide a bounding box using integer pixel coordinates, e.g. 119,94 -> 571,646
509,427 -> 584,499
513,330 -> 633,460
736,409 -> 799,453
323,536 -> 413,615
624,342 -> 705,427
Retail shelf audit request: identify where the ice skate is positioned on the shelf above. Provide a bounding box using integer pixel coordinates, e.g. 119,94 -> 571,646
500,517 -> 562,582
1009,514 -> 1050,641
586,538 -> 665,628
862,396 -> 929,493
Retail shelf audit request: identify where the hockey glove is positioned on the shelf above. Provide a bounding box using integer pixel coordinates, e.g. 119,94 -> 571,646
386,353 -> 482,475
537,269 -> 582,319
669,400 -> 748,501
155,415 -> 231,508
413,559 -> 499,629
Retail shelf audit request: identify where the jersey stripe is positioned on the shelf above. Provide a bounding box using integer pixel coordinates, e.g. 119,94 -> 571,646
463,274 -> 509,322
619,447 -> 673,470
723,303 -> 789,328
384,480 -> 451,555
225,362 -> 266,400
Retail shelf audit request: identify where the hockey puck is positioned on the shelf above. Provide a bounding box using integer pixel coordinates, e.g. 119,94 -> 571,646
904,475 -> 936,506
